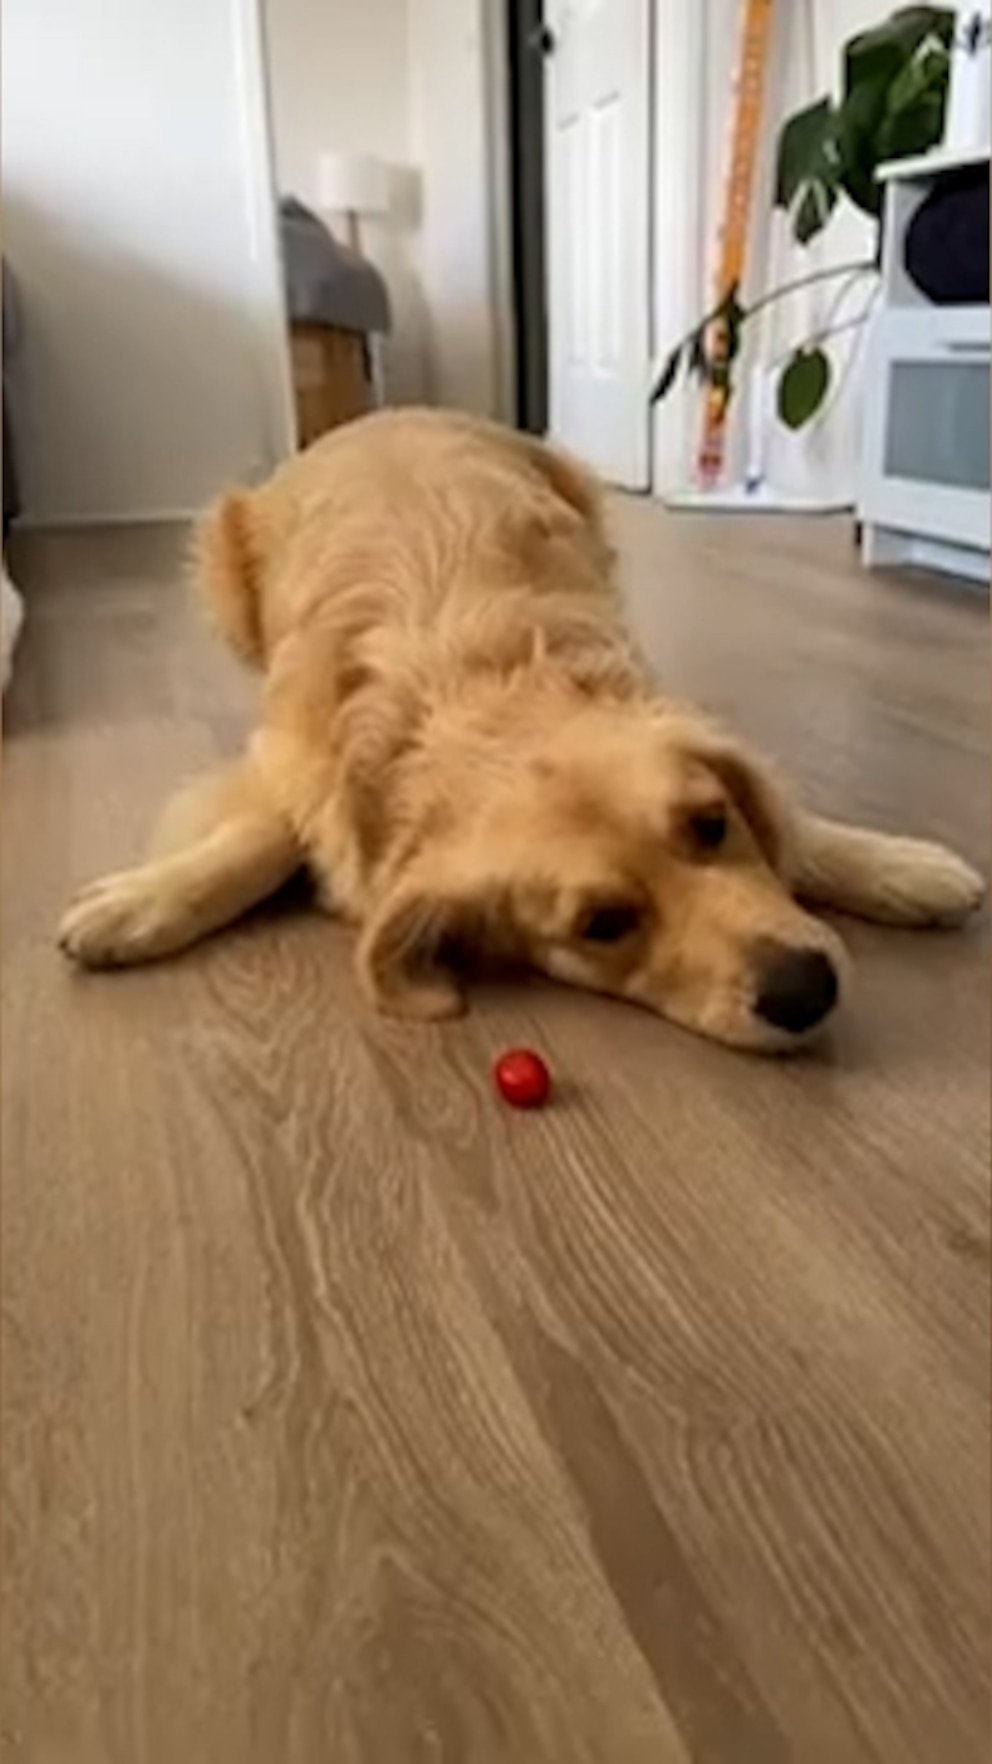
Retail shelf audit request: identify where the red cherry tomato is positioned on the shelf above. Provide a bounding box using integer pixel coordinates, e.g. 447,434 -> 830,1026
493,1048 -> 551,1109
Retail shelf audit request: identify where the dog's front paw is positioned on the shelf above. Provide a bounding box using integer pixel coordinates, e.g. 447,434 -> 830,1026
58,870 -> 181,968
887,841 -> 985,927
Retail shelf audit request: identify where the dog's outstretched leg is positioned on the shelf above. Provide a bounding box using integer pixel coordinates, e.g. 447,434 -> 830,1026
791,814 -> 984,927
58,760 -> 302,967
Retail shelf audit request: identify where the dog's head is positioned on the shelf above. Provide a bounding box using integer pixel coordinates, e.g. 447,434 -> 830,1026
357,702 -> 845,1051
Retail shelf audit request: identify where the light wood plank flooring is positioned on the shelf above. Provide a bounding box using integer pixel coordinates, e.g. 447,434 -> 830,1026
2,508 -> 988,1763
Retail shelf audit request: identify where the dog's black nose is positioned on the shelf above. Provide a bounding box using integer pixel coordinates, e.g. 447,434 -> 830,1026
754,947 -> 838,1034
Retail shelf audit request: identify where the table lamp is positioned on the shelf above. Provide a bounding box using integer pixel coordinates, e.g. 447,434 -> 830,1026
318,151 -> 391,254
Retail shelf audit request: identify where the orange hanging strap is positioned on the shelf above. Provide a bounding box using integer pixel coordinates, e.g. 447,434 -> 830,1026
697,0 -> 776,487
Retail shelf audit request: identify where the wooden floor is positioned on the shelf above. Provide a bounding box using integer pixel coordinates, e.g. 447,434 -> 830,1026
2,508 -> 989,1763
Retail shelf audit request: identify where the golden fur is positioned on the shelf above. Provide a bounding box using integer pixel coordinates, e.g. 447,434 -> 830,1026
59,409 -> 983,1051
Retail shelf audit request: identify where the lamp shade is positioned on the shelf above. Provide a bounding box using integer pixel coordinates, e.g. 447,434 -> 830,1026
318,151 -> 391,216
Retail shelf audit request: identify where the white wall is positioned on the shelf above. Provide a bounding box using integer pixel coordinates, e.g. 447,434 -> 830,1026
653,0 -> 889,501
2,0 -> 293,524
265,0 -> 412,190
408,0 -> 513,418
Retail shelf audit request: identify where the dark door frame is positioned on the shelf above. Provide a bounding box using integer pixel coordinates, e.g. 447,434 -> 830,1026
506,0 -> 548,433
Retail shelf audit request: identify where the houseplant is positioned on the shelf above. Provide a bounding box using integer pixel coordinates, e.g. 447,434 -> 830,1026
652,5 -> 955,431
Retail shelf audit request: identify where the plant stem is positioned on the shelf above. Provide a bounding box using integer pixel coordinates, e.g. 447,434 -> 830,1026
743,258 -> 876,322
808,287 -> 879,349
768,309 -> 873,372
819,265 -> 876,331
657,259 -> 878,366
815,289 -> 880,417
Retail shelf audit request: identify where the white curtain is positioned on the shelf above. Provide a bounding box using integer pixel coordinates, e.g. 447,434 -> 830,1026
657,0 -> 892,501
729,0 -> 886,502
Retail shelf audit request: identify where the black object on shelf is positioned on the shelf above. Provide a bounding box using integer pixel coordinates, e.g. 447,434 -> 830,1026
904,164 -> 990,305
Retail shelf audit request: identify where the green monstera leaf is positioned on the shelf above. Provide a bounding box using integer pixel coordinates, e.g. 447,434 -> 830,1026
778,347 -> 831,430
776,6 -> 952,237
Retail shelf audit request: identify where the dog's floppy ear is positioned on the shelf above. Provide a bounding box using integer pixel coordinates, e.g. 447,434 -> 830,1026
686,725 -> 795,874
357,859 -> 492,1020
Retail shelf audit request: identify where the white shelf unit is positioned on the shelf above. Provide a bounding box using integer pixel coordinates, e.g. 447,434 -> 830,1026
859,149 -> 990,585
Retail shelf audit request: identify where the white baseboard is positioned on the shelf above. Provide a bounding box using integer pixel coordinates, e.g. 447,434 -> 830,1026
862,520 -> 990,586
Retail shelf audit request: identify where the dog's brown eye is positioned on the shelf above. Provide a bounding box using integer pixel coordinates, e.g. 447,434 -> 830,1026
577,902 -> 642,944
688,808 -> 728,852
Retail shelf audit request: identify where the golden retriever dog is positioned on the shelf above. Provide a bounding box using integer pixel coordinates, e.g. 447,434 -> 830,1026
58,409 -> 983,1051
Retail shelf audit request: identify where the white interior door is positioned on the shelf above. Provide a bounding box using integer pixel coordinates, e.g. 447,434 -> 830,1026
545,0 -> 651,489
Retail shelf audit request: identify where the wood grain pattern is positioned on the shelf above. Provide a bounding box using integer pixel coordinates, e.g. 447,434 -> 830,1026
3,512 -> 988,1763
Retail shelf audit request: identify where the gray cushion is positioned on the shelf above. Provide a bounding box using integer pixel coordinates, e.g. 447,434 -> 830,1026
279,197 -> 391,336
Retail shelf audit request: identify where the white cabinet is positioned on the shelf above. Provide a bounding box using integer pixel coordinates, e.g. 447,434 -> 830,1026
859,149 -> 990,584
